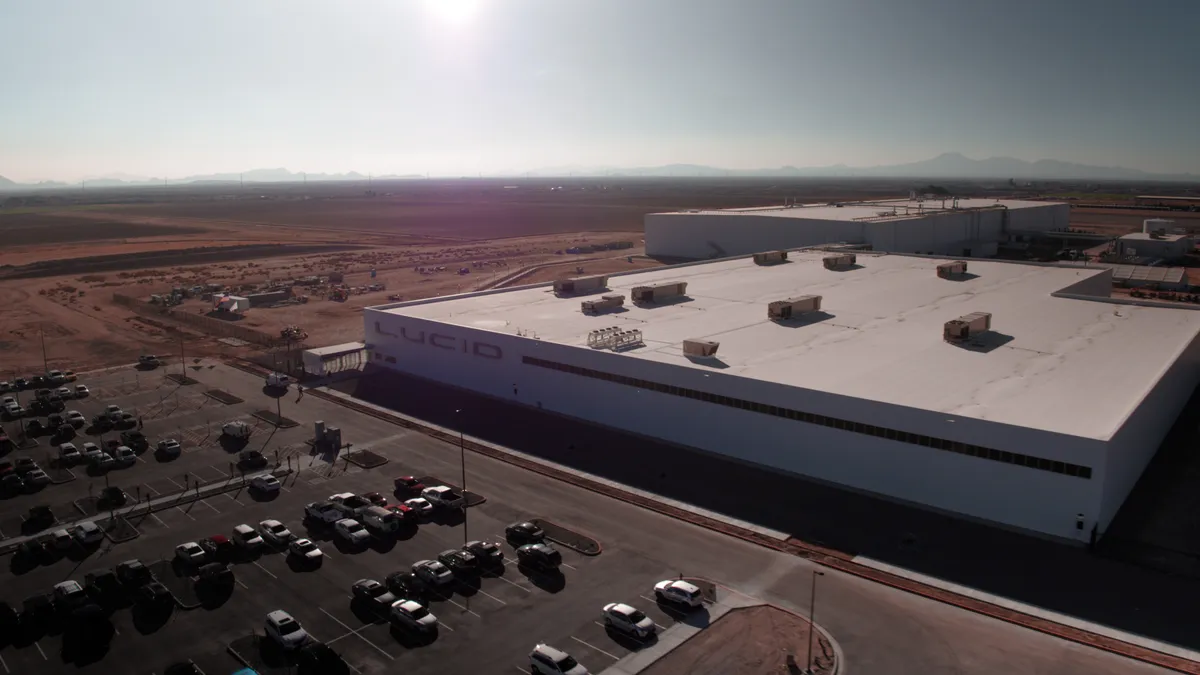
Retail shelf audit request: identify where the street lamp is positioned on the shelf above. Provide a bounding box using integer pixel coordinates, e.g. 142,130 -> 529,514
456,408 -> 467,545
806,569 -> 825,674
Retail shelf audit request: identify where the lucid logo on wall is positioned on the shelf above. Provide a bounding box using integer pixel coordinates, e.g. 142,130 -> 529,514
380,322 -> 502,360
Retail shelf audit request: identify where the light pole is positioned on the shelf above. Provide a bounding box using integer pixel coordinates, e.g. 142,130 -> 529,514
806,569 -> 825,674
456,408 -> 467,545
39,325 -> 49,375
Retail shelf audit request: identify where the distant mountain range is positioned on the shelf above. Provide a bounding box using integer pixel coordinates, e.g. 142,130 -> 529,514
0,154 -> 1194,190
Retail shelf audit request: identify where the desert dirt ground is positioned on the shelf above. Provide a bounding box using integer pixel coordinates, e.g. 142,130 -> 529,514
0,178 -> 1177,375
642,605 -> 835,675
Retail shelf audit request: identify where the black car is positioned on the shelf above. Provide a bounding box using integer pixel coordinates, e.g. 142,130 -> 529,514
84,569 -> 122,602
21,593 -> 55,624
29,375 -> 46,388
26,505 -> 54,528
237,450 -> 268,469
0,601 -> 17,634
16,538 -> 54,564
13,377 -> 28,389
138,582 -> 172,608
516,543 -> 562,571
384,571 -> 427,599
505,521 -> 545,544
14,457 -> 38,474
464,540 -> 505,565
90,415 -> 113,431
24,418 -> 46,434
1,473 -> 24,495
116,559 -> 154,587
196,562 -> 235,587
64,603 -> 113,655
437,549 -> 479,574
47,413 -> 64,428
99,486 -> 128,508
120,430 -> 148,451
54,424 -> 75,441
34,389 -> 51,401
297,642 -> 350,675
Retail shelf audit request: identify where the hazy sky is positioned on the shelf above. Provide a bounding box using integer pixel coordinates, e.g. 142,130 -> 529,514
2,0 -> 1197,181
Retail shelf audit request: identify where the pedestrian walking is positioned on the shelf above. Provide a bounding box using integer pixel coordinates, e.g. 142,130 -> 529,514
138,416 -> 144,430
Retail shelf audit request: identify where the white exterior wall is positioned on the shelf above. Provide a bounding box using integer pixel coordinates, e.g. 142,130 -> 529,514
644,213 -> 864,259
1099,331 -> 1200,529
366,308 -> 1105,541
865,209 -> 1006,255
1115,237 -> 1193,260
1005,203 -> 1070,232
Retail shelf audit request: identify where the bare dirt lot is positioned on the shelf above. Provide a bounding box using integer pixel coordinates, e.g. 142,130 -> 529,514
0,177 -> 1185,374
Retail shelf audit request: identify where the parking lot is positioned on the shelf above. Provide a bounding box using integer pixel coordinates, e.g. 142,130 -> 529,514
0,362 -> 714,675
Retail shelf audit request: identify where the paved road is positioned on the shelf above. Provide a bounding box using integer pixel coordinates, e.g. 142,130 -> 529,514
0,361 -> 1172,674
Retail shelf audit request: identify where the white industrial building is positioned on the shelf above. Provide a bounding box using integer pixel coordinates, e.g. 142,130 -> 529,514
644,198 -> 1070,259
363,252 -> 1200,542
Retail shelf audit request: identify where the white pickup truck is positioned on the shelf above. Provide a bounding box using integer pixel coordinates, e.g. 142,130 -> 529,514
421,486 -> 465,510
265,372 -> 292,388
304,501 -> 342,524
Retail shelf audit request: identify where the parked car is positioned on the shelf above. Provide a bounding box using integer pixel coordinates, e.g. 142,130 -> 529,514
232,523 -> 264,550
351,579 -> 397,612
411,559 -> 454,586
238,449 -> 268,469
74,384 -> 90,398
421,485 -> 465,509
463,540 -> 505,565
1,473 -> 24,495
288,538 -> 324,563
404,497 -> 433,518
50,528 -> 74,550
47,370 -> 65,385
437,549 -> 478,575
364,491 -> 387,507
174,542 -> 207,566
197,562 -> 235,588
602,603 -> 656,638
384,571 -> 427,599
66,410 -> 86,428
14,457 -> 39,474
54,387 -> 72,399
296,642 -> 349,675
506,521 -> 546,544
53,580 -> 88,609
265,610 -> 309,650
529,643 -> 589,675
138,355 -> 161,367
26,505 -> 55,529
113,446 -> 137,466
83,569 -> 122,603
99,486 -> 128,507
222,421 -> 251,439
250,475 -> 281,493
139,581 -> 173,609
120,430 -> 148,451
393,476 -> 425,495
257,519 -> 293,546
12,377 -> 28,390
116,559 -> 154,587
386,503 -> 417,523
304,501 -> 343,524
199,535 -> 235,560
334,519 -> 370,547
516,543 -> 562,571
89,414 -> 113,431
73,521 -> 104,545
653,580 -> 704,608
53,424 -> 75,442
24,468 -> 51,487
157,438 -> 182,457
389,599 -> 437,633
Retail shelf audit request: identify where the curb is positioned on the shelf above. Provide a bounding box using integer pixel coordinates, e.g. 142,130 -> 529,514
239,362 -> 1200,674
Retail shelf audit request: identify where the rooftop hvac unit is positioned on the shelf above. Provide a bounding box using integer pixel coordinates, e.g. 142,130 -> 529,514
937,261 -> 968,279
944,312 -> 992,342
581,294 -> 625,315
823,253 -> 856,270
587,326 -> 643,350
631,281 -> 688,305
752,250 -> 788,266
768,295 -> 822,320
682,339 -> 720,358
554,274 -> 609,296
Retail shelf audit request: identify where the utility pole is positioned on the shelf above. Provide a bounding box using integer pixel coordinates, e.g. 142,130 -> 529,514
179,335 -> 186,379
806,570 -> 825,674
39,325 -> 48,374
457,408 -> 467,545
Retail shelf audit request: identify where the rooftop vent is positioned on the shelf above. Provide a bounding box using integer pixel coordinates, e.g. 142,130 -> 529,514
943,312 -> 992,342
768,295 -> 822,320
587,326 -> 643,351
752,250 -> 788,266
682,339 -> 720,358
581,294 -> 625,315
937,261 -> 968,279
554,274 -> 608,297
631,281 -> 688,305
823,253 -> 856,270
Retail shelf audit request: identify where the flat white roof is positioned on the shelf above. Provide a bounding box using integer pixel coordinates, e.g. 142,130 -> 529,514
1120,232 -> 1191,242
304,342 -> 366,357
653,198 -> 1059,223
377,253 -> 1200,440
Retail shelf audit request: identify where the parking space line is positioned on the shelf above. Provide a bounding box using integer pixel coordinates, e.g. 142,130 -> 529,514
175,506 -> 196,521
252,561 -> 278,579
151,513 -> 169,528
437,620 -> 455,632
0,651 -> 9,674
571,635 -> 620,661
561,562 -> 578,571
198,499 -> 220,514
163,476 -> 183,489
513,666 -> 526,674
34,641 -> 47,660
319,608 -> 395,660
210,464 -> 228,477
145,484 -> 161,496
492,574 -> 533,592
235,577 -> 249,589
469,586 -> 507,605
224,493 -> 244,507
431,592 -> 481,617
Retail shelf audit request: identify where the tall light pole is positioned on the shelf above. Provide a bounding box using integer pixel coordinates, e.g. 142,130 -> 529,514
39,325 -> 48,375
807,569 -> 825,674
456,408 -> 467,545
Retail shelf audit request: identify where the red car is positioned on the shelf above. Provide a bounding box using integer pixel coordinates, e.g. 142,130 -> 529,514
365,492 -> 387,507
387,504 -> 417,522
393,476 -> 425,494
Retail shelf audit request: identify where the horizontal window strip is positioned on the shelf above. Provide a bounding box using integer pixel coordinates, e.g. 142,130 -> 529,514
522,355 -> 1092,480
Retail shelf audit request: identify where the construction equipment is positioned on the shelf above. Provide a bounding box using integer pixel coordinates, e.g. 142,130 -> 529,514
280,326 -> 308,341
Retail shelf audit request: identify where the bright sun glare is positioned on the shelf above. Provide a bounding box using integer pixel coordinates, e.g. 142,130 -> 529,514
423,0 -> 483,23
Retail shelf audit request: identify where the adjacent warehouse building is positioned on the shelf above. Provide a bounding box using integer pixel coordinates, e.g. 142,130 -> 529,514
364,252 -> 1200,542
644,198 -> 1070,259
